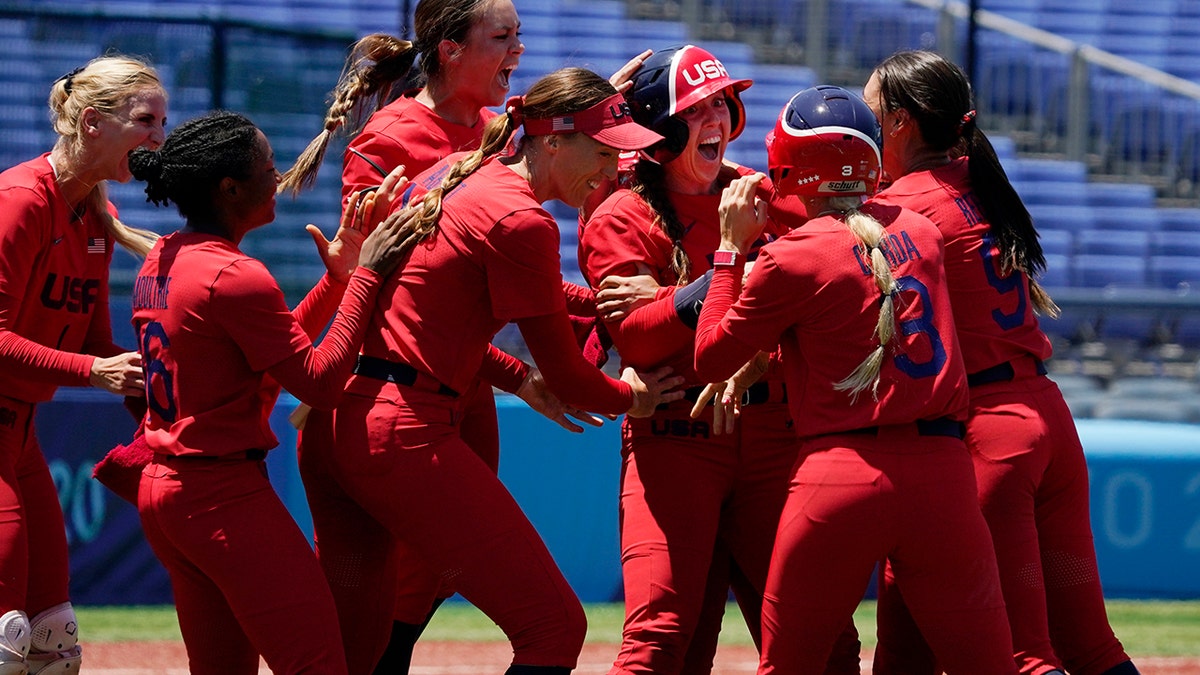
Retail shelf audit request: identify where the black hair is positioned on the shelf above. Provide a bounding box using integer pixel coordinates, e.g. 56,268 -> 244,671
129,111 -> 260,221
873,50 -> 1057,316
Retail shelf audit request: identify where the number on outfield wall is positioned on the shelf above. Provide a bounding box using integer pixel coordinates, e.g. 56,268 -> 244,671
1183,473 -> 1200,551
1102,471 -> 1152,549
48,459 -> 106,546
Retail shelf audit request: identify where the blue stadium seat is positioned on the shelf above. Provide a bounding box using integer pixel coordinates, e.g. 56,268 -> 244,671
1040,253 -> 1071,288
1147,256 -> 1200,290
1149,230 -> 1200,256
1157,208 -> 1200,232
1074,229 -> 1150,257
1029,204 -> 1095,233
1013,180 -> 1089,206
1011,158 -> 1088,183
1089,206 -> 1161,232
1071,254 -> 1148,288
1086,182 -> 1158,208
1039,229 -> 1073,257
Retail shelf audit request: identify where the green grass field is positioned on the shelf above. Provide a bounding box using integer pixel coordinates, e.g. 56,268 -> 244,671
78,600 -> 1200,655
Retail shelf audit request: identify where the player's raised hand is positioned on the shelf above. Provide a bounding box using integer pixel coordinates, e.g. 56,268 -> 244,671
609,49 -> 652,94
307,189 -> 367,283
356,163 -> 409,235
718,173 -> 769,254
357,202 -> 421,276
622,366 -> 685,418
516,368 -> 606,433
91,351 -> 144,397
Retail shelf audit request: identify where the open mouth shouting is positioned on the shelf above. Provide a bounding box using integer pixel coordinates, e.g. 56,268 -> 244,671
697,132 -> 723,161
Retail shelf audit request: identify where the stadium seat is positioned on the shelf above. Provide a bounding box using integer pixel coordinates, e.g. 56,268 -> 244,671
1149,230 -> 1200,257
1086,181 -> 1158,208
1074,229 -> 1150,257
1147,256 -> 1200,290
1089,207 -> 1161,232
1071,254 -> 1147,288
1011,158 -> 1088,183
1039,230 -> 1073,257
1092,396 -> 1200,423
1029,204 -> 1096,233
1013,180 -> 1089,206
1157,208 -> 1200,232
1039,253 -> 1071,289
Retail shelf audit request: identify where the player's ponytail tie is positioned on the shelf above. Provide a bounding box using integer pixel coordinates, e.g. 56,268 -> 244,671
505,95 -> 525,128
958,109 -> 977,136
56,66 -> 86,95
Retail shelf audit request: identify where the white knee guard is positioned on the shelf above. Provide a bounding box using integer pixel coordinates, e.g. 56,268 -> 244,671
25,645 -> 79,675
28,604 -> 76,655
0,609 -> 30,675
26,604 -> 78,675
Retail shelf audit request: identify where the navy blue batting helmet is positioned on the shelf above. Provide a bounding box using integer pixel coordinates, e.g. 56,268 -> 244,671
766,85 -> 883,197
626,44 -> 753,163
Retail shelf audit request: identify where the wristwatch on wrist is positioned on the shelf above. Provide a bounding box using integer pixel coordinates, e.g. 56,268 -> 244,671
712,249 -> 739,267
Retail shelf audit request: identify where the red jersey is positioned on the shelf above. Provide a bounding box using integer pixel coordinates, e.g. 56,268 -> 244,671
0,154 -> 122,403
873,158 -> 1052,374
362,157 -> 565,395
696,201 -> 969,438
132,232 -> 379,457
342,92 -> 497,199
579,169 -> 799,383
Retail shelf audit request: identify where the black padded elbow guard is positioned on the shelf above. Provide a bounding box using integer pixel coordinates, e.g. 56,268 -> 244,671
673,269 -> 714,329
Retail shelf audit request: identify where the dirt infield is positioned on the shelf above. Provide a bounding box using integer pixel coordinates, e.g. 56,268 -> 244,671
80,641 -> 1200,674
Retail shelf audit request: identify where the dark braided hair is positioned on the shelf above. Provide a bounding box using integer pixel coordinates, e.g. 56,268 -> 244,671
873,50 -> 1057,316
631,159 -> 691,285
129,111 -> 260,221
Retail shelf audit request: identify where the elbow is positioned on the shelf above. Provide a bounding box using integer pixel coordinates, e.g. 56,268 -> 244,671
298,388 -> 343,411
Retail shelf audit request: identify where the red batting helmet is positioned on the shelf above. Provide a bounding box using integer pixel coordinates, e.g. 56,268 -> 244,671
627,44 -> 753,162
766,85 -> 883,197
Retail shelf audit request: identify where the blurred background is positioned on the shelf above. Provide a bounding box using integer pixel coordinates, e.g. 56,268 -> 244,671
4,0 -> 1200,606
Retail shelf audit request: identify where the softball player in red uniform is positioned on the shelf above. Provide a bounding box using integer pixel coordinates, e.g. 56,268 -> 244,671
300,68 -> 682,675
0,55 -> 166,674
580,44 -> 858,675
864,50 -> 1140,675
128,111 -> 413,675
692,85 -> 1017,675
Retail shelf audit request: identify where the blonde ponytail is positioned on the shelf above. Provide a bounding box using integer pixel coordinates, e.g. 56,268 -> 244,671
833,198 -> 898,402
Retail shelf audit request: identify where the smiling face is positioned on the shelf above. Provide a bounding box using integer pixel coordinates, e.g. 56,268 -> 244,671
220,129 -> 280,240
664,89 -> 731,195
89,87 -> 167,183
543,133 -> 620,208
445,0 -> 523,109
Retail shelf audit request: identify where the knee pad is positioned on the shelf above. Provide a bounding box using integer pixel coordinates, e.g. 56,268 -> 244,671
25,645 -> 79,675
0,610 -> 30,675
28,604 -> 76,654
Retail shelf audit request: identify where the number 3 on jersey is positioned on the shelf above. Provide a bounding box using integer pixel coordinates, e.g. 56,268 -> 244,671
141,321 -> 177,423
892,275 -> 947,379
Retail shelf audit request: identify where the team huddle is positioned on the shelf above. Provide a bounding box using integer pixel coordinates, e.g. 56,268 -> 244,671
0,0 -> 1147,674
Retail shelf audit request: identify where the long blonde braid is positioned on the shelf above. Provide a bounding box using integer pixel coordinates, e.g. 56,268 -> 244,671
280,34 -> 418,195
833,197 -> 899,402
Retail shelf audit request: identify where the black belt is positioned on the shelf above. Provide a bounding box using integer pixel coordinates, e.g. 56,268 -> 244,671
682,381 -> 785,407
157,449 -> 267,462
353,355 -> 460,397
967,358 -> 1047,387
844,417 -> 965,439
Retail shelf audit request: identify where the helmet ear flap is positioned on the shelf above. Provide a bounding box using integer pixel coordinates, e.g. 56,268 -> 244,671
648,116 -> 689,163
727,93 -> 746,140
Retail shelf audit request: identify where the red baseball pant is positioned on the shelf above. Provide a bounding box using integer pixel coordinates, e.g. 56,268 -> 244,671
759,430 -> 1017,675
0,395 -> 70,617
302,382 -> 586,674
138,456 -> 348,675
875,371 -> 1131,675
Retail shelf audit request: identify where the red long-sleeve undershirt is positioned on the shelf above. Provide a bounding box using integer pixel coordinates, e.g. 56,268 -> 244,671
693,263 -> 759,383
266,266 -> 382,410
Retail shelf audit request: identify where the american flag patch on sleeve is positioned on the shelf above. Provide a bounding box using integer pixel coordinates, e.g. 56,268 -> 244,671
88,237 -> 106,254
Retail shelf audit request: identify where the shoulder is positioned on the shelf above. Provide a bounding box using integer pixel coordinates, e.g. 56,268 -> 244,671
589,188 -> 654,224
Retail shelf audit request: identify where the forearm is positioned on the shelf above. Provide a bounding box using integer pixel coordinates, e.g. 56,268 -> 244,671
519,312 -> 632,414
270,267 -> 381,409
693,266 -> 758,382
292,273 -> 349,340
479,344 -> 530,394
